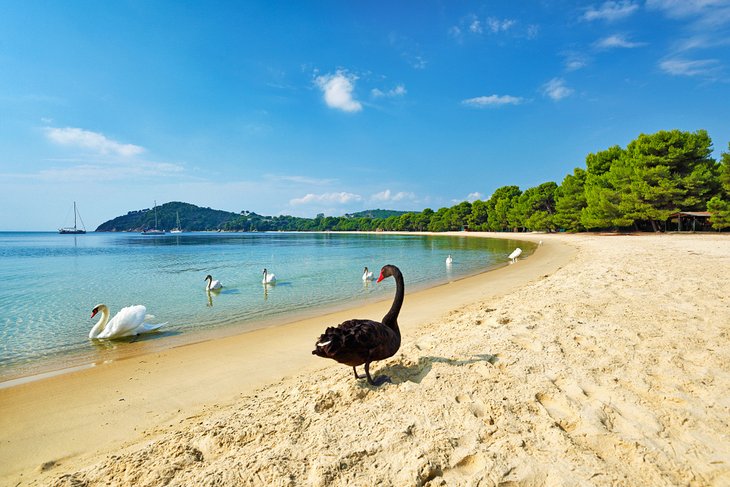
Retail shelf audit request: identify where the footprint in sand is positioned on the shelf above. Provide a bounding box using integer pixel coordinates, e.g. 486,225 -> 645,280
535,392 -> 580,432
455,394 -> 486,418
452,452 -> 487,475
510,333 -> 543,352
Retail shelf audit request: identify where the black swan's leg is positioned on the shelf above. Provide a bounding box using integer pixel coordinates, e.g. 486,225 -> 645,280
364,362 -> 391,386
353,366 -> 367,380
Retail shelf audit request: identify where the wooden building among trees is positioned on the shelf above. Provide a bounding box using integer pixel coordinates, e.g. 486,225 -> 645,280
667,211 -> 713,232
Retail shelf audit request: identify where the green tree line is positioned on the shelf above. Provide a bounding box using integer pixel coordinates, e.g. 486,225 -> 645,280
373,128 -> 728,233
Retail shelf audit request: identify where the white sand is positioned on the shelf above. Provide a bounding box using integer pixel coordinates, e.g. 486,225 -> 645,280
2,233 -> 729,486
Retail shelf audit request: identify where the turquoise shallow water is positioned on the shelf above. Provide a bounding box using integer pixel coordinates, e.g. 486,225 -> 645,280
0,232 -> 530,381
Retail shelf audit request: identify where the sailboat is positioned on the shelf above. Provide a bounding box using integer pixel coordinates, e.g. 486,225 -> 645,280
59,202 -> 86,234
170,211 -> 183,234
141,201 -> 165,235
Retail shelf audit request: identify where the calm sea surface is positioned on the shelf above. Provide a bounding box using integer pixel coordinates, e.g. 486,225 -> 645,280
0,232 -> 531,382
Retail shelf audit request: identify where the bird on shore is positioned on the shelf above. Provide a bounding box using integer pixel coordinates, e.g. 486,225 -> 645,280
312,264 -> 404,386
446,254 -> 453,265
508,247 -> 522,263
262,268 -> 276,284
89,304 -> 166,339
362,267 -> 373,281
204,274 -> 222,291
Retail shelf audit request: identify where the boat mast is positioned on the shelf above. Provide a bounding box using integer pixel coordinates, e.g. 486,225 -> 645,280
73,201 -> 77,230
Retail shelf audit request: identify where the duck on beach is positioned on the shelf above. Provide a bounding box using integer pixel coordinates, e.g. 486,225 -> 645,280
508,247 -> 522,263
262,268 -> 276,285
312,264 -> 404,386
204,274 -> 222,291
89,304 -> 166,339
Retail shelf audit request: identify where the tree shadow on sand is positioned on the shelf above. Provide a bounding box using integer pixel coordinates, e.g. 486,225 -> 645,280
371,353 -> 500,385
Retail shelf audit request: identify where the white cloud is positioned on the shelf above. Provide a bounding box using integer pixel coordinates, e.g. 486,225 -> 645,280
594,34 -> 646,49
266,174 -> 337,185
659,57 -> 721,76
462,94 -> 525,107
451,192 -> 484,204
290,192 -> 363,206
542,78 -> 574,101
45,127 -> 144,157
314,70 -> 362,113
646,0 -> 730,24
371,85 -> 407,98
371,189 -> 416,202
389,33 -> 428,70
452,14 -> 536,41
582,1 -> 640,21
449,25 -> 463,40
564,51 -> 589,71
647,0 -> 730,59
487,17 -> 517,33
409,56 -> 428,70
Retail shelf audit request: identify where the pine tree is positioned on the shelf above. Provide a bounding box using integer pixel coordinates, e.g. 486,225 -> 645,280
554,167 -> 587,232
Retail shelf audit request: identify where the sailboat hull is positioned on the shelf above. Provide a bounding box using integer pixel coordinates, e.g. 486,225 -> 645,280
59,202 -> 86,234
140,200 -> 166,235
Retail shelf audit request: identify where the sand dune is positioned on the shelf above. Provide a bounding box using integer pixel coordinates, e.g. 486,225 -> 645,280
2,233 -> 729,486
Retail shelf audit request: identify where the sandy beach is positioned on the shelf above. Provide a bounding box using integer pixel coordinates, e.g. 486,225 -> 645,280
1,232 -> 729,486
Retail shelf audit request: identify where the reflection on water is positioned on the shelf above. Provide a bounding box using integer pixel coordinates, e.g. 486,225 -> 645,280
206,289 -> 219,307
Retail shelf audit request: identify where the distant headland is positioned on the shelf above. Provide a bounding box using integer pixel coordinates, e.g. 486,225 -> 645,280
94,202 -> 409,232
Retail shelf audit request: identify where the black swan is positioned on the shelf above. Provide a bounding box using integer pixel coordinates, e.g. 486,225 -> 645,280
312,264 -> 404,386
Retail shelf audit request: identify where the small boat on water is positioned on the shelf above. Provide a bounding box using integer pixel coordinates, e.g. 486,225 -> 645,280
141,201 -> 165,235
59,202 -> 86,234
170,211 -> 183,234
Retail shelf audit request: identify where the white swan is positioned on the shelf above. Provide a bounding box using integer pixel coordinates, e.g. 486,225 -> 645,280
89,304 -> 166,339
262,268 -> 276,284
362,267 -> 374,281
445,254 -> 453,265
204,274 -> 222,291
508,247 -> 522,263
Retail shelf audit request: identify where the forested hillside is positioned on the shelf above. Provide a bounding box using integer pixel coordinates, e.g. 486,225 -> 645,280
95,202 -> 238,232
95,204 -> 409,232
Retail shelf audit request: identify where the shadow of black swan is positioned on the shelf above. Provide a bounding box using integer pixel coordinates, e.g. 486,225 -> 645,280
362,353 -> 500,386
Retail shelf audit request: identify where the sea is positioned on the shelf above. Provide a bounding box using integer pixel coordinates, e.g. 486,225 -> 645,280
0,231 -> 531,384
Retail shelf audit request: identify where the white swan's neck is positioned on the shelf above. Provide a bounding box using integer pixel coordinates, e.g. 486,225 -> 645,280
89,305 -> 110,338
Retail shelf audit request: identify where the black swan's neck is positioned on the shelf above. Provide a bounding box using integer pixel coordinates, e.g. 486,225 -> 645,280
382,269 -> 404,331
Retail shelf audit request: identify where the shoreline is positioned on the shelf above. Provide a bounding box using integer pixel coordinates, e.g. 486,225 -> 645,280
0,231 -> 532,386
0,231 -> 561,484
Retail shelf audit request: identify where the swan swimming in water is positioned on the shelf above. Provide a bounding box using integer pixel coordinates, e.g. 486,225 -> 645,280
204,274 -> 222,291
262,268 -> 276,284
362,266 -> 374,281
89,304 -> 166,339
445,254 -> 453,265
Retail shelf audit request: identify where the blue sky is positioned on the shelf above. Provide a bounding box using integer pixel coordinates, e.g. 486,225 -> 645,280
1,1 -> 729,230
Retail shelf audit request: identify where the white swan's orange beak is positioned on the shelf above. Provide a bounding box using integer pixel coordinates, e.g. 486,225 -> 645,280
90,308 -> 98,319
